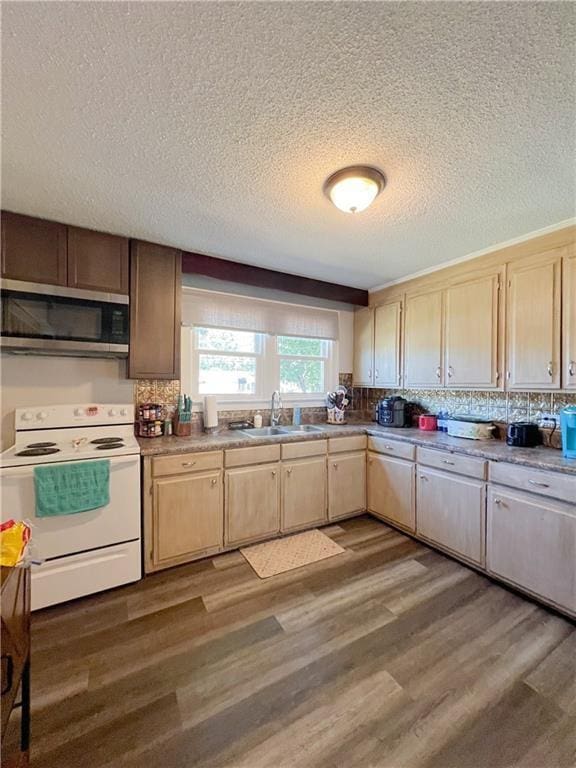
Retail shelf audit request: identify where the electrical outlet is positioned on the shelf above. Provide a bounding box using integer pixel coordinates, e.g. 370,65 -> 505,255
539,414 -> 557,428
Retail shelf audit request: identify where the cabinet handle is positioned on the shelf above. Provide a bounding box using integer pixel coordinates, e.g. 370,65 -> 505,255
569,361 -> 575,377
384,445 -> 393,450
333,463 -> 338,469
528,480 -> 549,488
375,370 -> 379,379
436,366 -> 441,379
442,459 -> 455,466
211,478 -> 218,486
1,655 -> 13,695
181,461 -> 196,467
494,498 -> 503,505
448,366 -> 454,378
547,362 -> 553,377
368,369 -> 372,379
286,468 -> 292,475
368,459 -> 373,465
271,470 -> 277,477
420,475 -> 429,482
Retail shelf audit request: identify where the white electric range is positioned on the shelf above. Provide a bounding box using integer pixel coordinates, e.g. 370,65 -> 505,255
0,404 -> 141,610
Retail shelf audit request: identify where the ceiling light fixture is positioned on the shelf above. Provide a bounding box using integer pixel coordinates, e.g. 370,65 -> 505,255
324,165 -> 386,214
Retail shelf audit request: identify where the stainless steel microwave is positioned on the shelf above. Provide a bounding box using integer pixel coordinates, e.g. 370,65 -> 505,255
1,279 -> 129,357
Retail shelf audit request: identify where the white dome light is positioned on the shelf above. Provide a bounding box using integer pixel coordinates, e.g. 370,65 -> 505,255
325,166 -> 386,214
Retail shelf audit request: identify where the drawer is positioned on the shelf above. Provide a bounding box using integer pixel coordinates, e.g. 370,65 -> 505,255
282,440 -> 327,460
328,435 -> 367,454
489,461 -> 576,504
417,447 -> 486,479
153,450 -> 223,477
368,436 -> 415,461
225,443 -> 281,468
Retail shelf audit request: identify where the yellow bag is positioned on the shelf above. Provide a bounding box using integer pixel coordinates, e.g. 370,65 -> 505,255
0,519 -> 31,566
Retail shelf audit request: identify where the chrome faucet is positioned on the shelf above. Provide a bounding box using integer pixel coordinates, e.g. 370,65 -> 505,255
271,390 -> 283,426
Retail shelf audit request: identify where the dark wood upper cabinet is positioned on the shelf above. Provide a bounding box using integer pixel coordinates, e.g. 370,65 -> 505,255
129,240 -> 181,379
1,211 -> 67,286
68,226 -> 129,294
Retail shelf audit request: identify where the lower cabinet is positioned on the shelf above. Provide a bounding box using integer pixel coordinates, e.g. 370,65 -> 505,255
282,457 -> 327,532
367,452 -> 415,532
152,470 -> 223,568
225,463 -> 280,546
487,486 -> 576,614
416,467 -> 485,566
328,452 -> 366,521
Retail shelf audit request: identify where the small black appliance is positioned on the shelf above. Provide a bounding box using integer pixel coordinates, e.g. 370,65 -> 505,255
506,421 -> 541,448
377,397 -> 412,428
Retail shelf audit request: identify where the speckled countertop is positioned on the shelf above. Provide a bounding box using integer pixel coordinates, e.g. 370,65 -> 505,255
138,423 -> 576,476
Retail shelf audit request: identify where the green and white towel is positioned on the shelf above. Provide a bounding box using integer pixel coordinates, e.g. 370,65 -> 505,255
34,460 -> 110,517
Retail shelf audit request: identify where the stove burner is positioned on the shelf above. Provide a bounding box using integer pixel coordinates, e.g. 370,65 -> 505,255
16,447 -> 61,457
27,442 -> 57,448
96,443 -> 124,450
91,437 -> 124,444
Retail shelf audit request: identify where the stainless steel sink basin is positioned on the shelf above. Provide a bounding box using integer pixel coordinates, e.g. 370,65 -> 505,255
280,425 -> 324,433
240,427 -> 290,438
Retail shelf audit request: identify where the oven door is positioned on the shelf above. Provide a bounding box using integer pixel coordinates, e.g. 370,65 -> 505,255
0,455 -> 141,560
0,282 -> 129,356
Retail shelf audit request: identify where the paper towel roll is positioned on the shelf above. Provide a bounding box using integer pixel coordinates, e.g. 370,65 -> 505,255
204,396 -> 218,429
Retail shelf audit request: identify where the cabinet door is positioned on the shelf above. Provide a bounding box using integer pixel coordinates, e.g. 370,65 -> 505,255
563,252 -> 576,389
416,468 -> 485,565
404,289 -> 443,387
282,457 -> 327,532
444,273 -> 501,388
506,250 -> 561,389
225,463 -> 280,546
1,211 -> 67,285
68,227 -> 129,294
367,453 -> 415,532
353,307 -> 374,385
328,452 -> 366,520
487,486 -> 576,614
374,301 -> 402,387
128,240 -> 181,379
152,470 -> 223,567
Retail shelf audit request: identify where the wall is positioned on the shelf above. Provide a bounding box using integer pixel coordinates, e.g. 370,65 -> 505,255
1,354 -> 133,449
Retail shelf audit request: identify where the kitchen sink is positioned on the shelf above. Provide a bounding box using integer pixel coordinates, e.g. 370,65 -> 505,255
280,425 -> 324,433
240,427 -> 290,437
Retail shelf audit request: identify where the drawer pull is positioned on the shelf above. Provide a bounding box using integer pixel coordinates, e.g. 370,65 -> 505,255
211,478 -> 218,486
181,461 -> 196,467
528,480 -> 549,488
287,468 -> 292,475
442,459 -> 455,466
333,463 -> 338,469
271,470 -> 277,477
384,445 -> 394,450
1,654 -> 13,695
420,475 -> 429,482
494,497 -> 503,505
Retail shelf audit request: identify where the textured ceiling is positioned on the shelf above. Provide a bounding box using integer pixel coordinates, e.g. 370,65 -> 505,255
2,1 -> 575,289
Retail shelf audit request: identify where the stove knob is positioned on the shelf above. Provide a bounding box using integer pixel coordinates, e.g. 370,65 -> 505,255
21,411 -> 33,421
120,408 -> 129,417
108,408 -> 118,417
37,411 -> 48,421
74,407 -> 85,417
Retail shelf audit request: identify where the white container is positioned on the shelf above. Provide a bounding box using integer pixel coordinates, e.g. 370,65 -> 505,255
204,396 -> 218,429
253,412 -> 263,428
447,417 -> 494,440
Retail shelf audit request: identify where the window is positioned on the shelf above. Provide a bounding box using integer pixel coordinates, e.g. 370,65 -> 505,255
188,327 -> 335,402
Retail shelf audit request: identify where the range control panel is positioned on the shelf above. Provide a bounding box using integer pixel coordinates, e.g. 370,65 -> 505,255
15,404 -> 135,429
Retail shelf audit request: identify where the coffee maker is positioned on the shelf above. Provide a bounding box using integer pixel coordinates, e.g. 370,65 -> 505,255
377,397 -> 412,428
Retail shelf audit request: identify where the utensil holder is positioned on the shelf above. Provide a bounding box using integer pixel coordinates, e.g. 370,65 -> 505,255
327,407 -> 346,424
174,415 -> 192,437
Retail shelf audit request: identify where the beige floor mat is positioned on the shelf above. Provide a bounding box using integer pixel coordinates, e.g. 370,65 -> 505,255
240,528 -> 345,579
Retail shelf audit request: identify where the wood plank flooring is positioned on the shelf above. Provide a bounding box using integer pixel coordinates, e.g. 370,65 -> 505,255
27,516 -> 576,768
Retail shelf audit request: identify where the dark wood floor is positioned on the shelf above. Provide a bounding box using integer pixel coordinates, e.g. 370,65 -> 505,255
27,516 -> 575,768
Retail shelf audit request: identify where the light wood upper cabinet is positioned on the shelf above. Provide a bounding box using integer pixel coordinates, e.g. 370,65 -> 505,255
129,240 -> 182,379
152,469 -> 223,568
487,486 -> 576,615
416,467 -> 485,566
367,452 -> 415,532
225,463 -> 280,546
444,272 -> 501,388
67,227 -> 129,294
282,457 -> 327,532
374,301 -> 402,387
1,212 -> 67,286
328,452 -> 366,520
353,307 -> 374,386
404,289 -> 443,388
563,252 -> 576,389
506,250 -> 562,389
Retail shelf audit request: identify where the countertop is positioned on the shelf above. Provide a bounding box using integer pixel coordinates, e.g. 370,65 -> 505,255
138,423 -> 576,477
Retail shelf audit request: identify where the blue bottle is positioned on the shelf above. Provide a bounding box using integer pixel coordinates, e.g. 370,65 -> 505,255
560,406 -> 576,459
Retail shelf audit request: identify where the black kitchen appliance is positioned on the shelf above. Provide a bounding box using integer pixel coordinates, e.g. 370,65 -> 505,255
377,397 -> 412,428
506,421 -> 541,447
